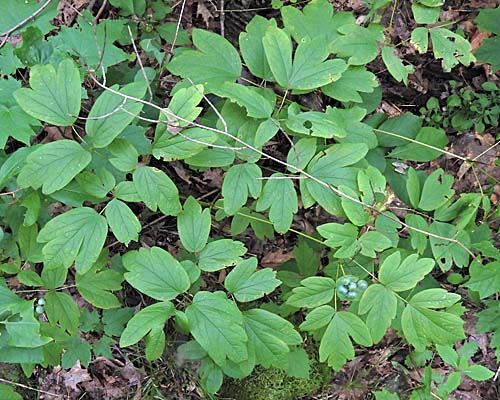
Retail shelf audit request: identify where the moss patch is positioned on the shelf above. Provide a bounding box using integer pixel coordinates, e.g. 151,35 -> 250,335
220,354 -> 330,400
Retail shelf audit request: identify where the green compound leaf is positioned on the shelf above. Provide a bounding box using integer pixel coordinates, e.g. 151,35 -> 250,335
239,16 -> 276,81
319,311 -> 372,371
102,308 -> 134,337
373,389 -> 399,400
476,37 -> 500,72
200,358 -> 224,394
0,86 -> 41,148
178,196 -> 211,253
0,43 -> 23,75
48,15 -> 128,70
213,83 -> 274,118
411,27 -> 429,53
225,258 -> 281,302
475,6 -> 500,35
178,340 -> 208,360
409,288 -> 461,309
17,140 -> 91,194
262,26 -> 292,88
0,0 -> 58,35
93,335 -> 115,359
359,231 -> 393,258
108,139 -> 139,172
145,326 -> 166,361
412,2 -> 440,24
123,247 -> 190,301
167,29 -> 242,90
222,163 -> 262,215
359,284 -> 397,343
379,251 -> 435,292
282,0 -> 356,43
406,214 -> 429,254
61,336 -> 92,369
38,207 -> 107,274
255,173 -> 298,233
198,239 -> 247,272
105,199 -> 141,246
418,168 -> 454,211
287,276 -> 336,308
288,37 -> 346,90
133,166 -> 181,216
14,59 -> 81,126
163,84 -> 204,128
306,143 -> 369,190
120,302 -> 175,347
429,221 -> 470,271
86,82 -> 146,148
114,181 -> 141,202
186,291 -> 248,366
389,127 -> 448,162
243,308 -> 302,368
153,127 -> 218,162
326,107 -> 378,148
0,383 -> 22,400
318,222 -> 359,258
429,28 -> 475,72
44,291 -> 80,335
76,169 -> 115,198
76,269 -> 123,309
300,305 -> 335,331
465,261 -> 500,299
286,137 -> 317,171
322,66 -> 378,103
109,0 -> 146,16
286,111 -> 339,138
475,7 -> 500,71
340,185 -> 370,227
0,293 -> 51,353
331,24 -> 381,65
402,294 -> 464,351
382,46 -> 414,85
263,26 -> 346,90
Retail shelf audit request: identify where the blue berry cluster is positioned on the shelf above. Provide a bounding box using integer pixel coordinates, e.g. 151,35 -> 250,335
336,276 -> 369,300
35,297 -> 45,314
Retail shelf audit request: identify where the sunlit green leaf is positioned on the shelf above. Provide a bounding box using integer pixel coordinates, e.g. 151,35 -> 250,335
123,247 -> 190,301
186,291 -> 247,366
38,207 -> 107,274
14,59 -> 81,126
225,258 -> 281,302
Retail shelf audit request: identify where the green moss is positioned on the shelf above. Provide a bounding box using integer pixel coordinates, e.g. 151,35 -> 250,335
220,354 -> 330,400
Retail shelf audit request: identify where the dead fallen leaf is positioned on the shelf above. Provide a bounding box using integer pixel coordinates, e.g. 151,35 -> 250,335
197,1 -> 214,28
471,31 -> 490,53
261,249 -> 294,269
63,361 -> 91,391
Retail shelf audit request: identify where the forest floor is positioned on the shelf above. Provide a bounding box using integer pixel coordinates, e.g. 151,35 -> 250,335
2,0 -> 500,399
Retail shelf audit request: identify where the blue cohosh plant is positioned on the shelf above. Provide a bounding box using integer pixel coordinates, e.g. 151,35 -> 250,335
0,0 -> 498,398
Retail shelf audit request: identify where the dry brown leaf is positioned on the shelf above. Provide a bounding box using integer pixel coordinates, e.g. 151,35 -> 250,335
261,249 -> 294,269
63,361 -> 91,391
471,31 -> 490,53
197,1 -> 214,28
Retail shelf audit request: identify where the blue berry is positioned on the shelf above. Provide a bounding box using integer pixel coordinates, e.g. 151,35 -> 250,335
348,282 -> 357,290
337,285 -> 349,295
346,291 -> 358,299
37,298 -> 46,306
35,305 -> 44,314
357,280 -> 368,290
338,276 -> 351,286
